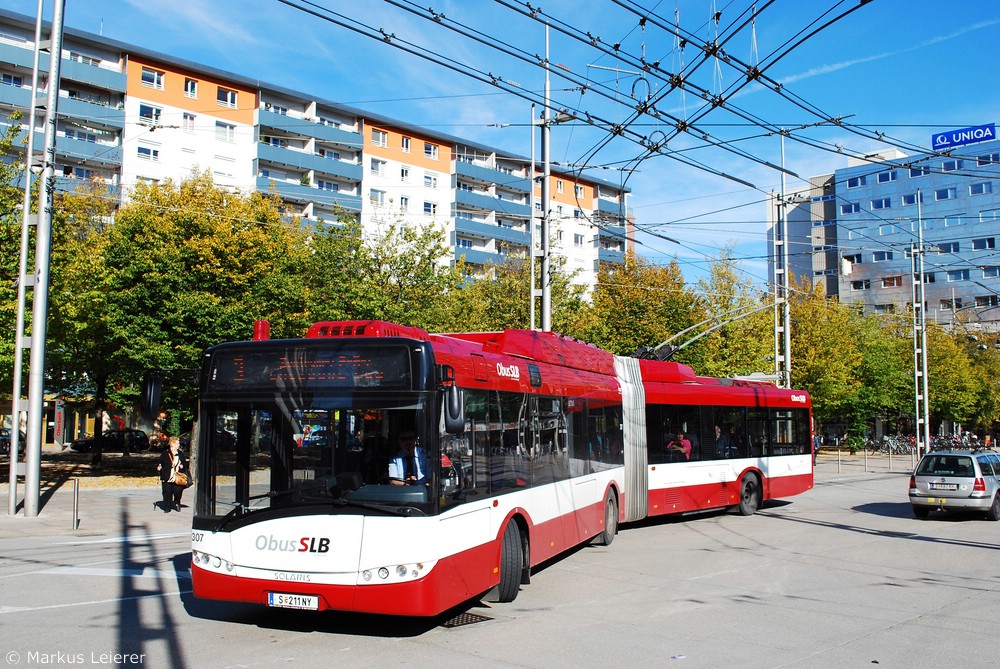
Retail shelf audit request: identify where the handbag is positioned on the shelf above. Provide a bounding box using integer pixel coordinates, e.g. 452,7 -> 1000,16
174,471 -> 189,487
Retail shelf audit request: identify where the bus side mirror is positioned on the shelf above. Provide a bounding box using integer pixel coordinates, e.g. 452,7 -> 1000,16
140,372 -> 163,421
444,385 -> 465,435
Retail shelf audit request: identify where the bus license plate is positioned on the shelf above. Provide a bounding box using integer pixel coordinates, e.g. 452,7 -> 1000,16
267,592 -> 319,610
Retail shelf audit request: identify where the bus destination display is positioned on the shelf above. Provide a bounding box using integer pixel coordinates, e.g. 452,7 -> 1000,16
208,346 -> 412,390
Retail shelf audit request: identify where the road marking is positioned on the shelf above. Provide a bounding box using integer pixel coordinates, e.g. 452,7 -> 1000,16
54,532 -> 189,545
36,566 -> 191,580
0,590 -> 191,615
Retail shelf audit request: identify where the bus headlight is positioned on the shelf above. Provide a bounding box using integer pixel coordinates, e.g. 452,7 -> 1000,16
396,565 -> 408,578
378,567 -> 389,580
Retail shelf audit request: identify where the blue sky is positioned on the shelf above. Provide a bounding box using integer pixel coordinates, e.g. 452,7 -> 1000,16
10,0 -> 1000,288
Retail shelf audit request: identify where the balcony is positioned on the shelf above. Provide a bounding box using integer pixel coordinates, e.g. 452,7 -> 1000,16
455,218 -> 529,246
257,142 -> 362,182
598,247 -> 624,264
53,175 -> 120,200
256,176 -> 362,212
56,135 -> 121,166
60,95 -> 125,129
598,223 -> 627,243
456,160 -> 530,192
454,247 -> 506,266
0,43 -> 126,92
259,109 -> 361,148
597,198 -> 625,217
456,189 -> 530,217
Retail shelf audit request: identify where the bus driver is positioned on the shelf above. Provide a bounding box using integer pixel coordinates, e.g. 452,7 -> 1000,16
388,430 -> 429,485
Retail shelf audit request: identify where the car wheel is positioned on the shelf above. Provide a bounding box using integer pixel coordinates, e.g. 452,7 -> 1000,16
986,494 -> 1000,521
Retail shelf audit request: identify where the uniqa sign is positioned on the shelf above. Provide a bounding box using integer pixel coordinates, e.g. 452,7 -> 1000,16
932,123 -> 996,150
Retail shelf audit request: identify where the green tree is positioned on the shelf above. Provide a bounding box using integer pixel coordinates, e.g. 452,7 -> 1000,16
585,251 -> 698,357
0,111 -> 26,393
449,249 -> 592,336
694,248 -> 773,377
790,283 -> 863,432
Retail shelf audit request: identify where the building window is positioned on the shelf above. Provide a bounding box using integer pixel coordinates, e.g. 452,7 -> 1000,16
575,184 -> 585,198
938,241 -> 959,254
901,192 -> 922,206
874,304 -> 895,314
369,189 -> 386,205
873,251 -> 893,262
399,196 -> 409,211
457,238 -> 473,250
574,233 -> 585,246
316,180 -> 339,192
184,78 -> 198,98
840,202 -> 860,215
137,145 -> 159,161
851,280 -> 870,291
971,182 -> 992,196
556,180 -> 564,194
1,73 -> 24,87
924,273 -> 936,284
138,104 -> 162,125
910,165 -> 930,178
847,176 -> 866,188
877,170 -> 896,183
182,113 -> 195,133
424,172 -> 438,189
983,267 -> 1000,278
973,237 -> 996,251
871,197 -> 891,210
371,129 -> 388,147
262,135 -> 287,148
65,128 -> 97,143
935,187 -> 956,201
976,295 -> 1000,308
141,67 -> 164,90
943,215 -> 963,227
843,253 -> 862,264
401,136 -> 411,153
947,270 -> 970,282
942,159 -> 961,171
882,276 -> 903,288
940,298 -> 963,311
370,158 -> 386,176
423,201 -> 437,216
215,121 -> 235,142
216,87 -> 237,108
977,152 -> 999,166
400,166 -> 409,182
424,142 -> 438,159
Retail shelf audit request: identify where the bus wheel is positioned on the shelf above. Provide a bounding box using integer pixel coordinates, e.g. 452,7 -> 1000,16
497,522 -> 523,603
593,492 -> 618,546
737,473 -> 761,516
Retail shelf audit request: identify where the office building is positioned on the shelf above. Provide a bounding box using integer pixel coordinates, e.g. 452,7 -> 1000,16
771,132 -> 1000,329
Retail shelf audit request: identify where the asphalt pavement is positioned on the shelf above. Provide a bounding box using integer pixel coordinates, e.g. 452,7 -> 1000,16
0,450 -> 915,540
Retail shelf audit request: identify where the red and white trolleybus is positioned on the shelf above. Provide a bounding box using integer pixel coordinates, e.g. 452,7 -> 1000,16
184,320 -> 813,616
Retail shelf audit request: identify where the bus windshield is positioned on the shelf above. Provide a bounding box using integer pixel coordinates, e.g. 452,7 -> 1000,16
197,391 -> 440,524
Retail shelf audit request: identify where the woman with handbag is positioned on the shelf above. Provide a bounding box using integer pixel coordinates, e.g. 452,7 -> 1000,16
157,436 -> 189,512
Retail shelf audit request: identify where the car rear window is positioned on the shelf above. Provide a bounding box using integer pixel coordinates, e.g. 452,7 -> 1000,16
916,454 -> 976,477
979,457 -> 996,476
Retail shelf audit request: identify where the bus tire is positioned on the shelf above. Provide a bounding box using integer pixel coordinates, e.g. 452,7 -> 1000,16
737,473 -> 761,516
497,522 -> 522,603
593,492 -> 618,546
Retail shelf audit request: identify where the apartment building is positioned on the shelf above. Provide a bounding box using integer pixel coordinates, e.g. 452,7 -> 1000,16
0,8 -> 629,291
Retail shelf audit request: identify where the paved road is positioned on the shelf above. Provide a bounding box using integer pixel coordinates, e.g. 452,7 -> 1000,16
1,455 -> 996,669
